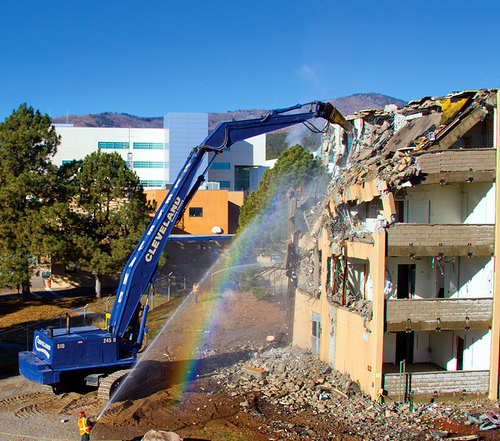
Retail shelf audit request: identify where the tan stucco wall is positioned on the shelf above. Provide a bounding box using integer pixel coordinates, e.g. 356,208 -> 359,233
343,230 -> 386,399
293,290 -> 321,350
293,227 -> 385,400
334,307 -> 373,386
228,191 -> 244,206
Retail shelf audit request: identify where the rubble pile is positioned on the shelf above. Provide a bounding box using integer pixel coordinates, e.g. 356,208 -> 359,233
329,292 -> 372,317
213,346 -> 499,440
296,251 -> 320,298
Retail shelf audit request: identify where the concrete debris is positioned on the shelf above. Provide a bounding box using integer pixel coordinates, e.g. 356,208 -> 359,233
429,429 -> 449,439
141,430 -> 182,441
241,365 -> 267,379
447,435 -> 480,440
477,410 -> 500,431
325,89 -> 496,203
212,346 -> 500,440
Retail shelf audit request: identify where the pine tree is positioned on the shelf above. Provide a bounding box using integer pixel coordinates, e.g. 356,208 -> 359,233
236,144 -> 328,260
238,144 -> 327,233
68,150 -> 152,298
0,104 -> 60,300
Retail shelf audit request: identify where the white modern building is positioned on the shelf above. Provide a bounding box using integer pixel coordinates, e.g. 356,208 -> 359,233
52,113 -> 268,191
165,113 -> 208,185
207,134 -> 267,192
52,125 -> 167,188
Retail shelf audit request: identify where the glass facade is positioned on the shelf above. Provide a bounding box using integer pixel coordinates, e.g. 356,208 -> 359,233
98,141 -> 129,149
234,166 -> 250,191
133,142 -> 164,150
140,180 -> 164,187
218,180 -> 231,188
133,161 -> 166,168
166,113 -> 208,185
210,162 -> 231,170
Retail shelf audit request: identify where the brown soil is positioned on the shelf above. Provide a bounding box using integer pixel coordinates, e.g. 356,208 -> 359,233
0,286 -> 361,441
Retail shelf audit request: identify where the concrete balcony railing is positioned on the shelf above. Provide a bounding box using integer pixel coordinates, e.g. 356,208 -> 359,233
386,298 -> 492,332
384,370 -> 489,398
387,224 -> 494,257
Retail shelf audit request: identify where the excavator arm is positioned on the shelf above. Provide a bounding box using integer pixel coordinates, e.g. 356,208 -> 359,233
107,101 -> 350,338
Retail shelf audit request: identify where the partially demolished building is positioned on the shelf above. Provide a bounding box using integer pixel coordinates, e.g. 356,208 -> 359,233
290,89 -> 500,401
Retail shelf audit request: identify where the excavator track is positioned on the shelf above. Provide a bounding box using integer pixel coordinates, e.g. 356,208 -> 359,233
97,369 -> 131,402
39,383 -> 67,395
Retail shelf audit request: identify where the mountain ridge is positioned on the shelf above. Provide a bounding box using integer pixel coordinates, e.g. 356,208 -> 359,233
51,93 -> 408,129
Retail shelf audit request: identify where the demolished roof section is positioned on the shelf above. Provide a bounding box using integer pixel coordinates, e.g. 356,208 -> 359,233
323,89 -> 496,196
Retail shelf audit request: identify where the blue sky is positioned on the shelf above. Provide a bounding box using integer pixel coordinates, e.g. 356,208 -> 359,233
0,0 -> 498,120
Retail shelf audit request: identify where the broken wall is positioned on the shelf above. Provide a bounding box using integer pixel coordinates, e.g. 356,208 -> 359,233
291,88 -> 500,400
293,290 -> 321,351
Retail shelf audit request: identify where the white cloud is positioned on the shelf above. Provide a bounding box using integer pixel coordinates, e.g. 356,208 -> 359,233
297,64 -> 321,87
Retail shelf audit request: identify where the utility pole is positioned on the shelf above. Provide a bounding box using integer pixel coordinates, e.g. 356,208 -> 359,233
285,189 -> 298,344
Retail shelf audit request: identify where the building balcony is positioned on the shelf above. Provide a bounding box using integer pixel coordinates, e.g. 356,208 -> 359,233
416,148 -> 495,185
386,298 -> 492,332
384,370 -> 489,399
387,224 -> 494,257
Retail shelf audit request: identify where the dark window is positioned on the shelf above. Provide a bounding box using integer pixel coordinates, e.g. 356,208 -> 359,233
395,200 -> 405,222
235,166 -> 250,191
189,207 -> 203,217
396,332 -> 414,364
456,337 -> 464,370
397,264 -> 416,299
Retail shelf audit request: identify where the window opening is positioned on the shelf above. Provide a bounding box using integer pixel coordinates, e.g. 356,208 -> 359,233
189,207 -> 203,217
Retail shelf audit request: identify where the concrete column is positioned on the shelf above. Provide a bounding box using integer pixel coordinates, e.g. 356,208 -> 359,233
489,90 -> 500,400
320,229 -> 331,363
371,229 -> 386,399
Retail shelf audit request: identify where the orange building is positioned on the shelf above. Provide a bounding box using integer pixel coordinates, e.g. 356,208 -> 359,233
145,189 -> 244,235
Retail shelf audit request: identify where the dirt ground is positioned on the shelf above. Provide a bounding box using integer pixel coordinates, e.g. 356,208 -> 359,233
0,285 -> 363,441
1,285 -> 496,441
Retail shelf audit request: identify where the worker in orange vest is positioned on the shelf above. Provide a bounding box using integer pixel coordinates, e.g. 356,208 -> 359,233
193,282 -> 199,303
78,411 -> 93,441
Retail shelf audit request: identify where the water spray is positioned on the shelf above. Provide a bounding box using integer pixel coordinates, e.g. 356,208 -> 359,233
95,213 -> 284,422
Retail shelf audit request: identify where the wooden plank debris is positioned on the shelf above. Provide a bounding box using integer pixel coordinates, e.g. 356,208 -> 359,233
241,366 -> 267,379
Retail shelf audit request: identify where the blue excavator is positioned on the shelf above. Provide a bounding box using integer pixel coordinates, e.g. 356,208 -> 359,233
18,101 -> 350,399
